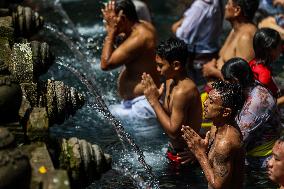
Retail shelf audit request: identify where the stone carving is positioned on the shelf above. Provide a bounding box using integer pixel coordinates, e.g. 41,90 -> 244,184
60,137 -> 112,187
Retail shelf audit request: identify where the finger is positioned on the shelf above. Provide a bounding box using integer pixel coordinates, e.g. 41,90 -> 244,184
158,83 -> 165,96
111,0 -> 115,10
107,1 -> 111,10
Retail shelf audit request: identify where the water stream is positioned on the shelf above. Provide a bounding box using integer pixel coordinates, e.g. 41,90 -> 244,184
25,0 -> 279,188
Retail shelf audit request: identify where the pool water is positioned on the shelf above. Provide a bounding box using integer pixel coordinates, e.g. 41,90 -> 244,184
24,0 -> 280,188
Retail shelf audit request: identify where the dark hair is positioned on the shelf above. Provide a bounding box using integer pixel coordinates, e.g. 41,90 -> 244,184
253,9 -> 269,25
233,0 -> 259,21
221,57 -> 255,88
212,80 -> 244,117
115,0 -> 139,22
156,37 -> 188,67
253,28 -> 281,66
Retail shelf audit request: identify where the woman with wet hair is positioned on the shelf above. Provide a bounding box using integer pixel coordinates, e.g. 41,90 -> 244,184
222,57 -> 282,169
249,28 -> 282,97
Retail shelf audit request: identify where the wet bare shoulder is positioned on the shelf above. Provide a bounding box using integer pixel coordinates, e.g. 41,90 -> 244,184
173,79 -> 199,100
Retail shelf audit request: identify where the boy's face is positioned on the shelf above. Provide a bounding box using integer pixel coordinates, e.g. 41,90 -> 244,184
155,55 -> 174,79
267,141 -> 284,186
203,89 -> 225,120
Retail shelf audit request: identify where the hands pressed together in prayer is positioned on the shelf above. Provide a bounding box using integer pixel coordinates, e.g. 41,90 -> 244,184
101,0 -> 123,34
141,73 -> 164,106
181,125 -> 210,157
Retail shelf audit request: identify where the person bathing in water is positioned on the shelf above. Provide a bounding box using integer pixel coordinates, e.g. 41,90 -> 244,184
182,80 -> 245,189
100,0 -> 159,118
141,37 -> 202,165
202,0 -> 259,85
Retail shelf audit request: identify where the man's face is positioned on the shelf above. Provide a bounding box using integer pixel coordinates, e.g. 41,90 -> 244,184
267,141 -> 284,186
155,55 -> 174,79
224,0 -> 238,21
203,89 -> 225,119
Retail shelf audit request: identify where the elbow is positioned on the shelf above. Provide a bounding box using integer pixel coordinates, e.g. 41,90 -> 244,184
101,65 -> 109,71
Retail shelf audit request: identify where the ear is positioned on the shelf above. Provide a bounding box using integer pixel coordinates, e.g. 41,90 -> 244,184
234,5 -> 241,17
172,60 -> 181,71
222,107 -> 232,118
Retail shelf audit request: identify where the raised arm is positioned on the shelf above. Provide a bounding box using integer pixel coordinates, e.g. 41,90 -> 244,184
100,1 -> 143,70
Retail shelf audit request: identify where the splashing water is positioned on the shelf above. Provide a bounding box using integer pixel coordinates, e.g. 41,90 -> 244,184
56,60 -> 160,188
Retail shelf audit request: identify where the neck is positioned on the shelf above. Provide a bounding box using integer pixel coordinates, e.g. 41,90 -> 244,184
230,17 -> 251,30
172,70 -> 188,84
124,21 -> 138,36
280,185 -> 284,189
213,117 -> 235,129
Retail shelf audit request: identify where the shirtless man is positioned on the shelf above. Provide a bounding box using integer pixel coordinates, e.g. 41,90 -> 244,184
101,0 -> 158,101
267,136 -> 284,189
182,80 -> 245,189
202,0 -> 259,81
141,37 -> 202,164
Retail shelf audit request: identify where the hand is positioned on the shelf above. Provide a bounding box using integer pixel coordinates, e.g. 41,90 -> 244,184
176,150 -> 196,165
101,0 -> 123,33
141,72 -> 164,106
181,125 -> 209,156
202,59 -> 218,78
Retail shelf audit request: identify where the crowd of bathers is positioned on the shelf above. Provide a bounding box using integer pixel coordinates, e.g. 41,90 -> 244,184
100,0 -> 284,188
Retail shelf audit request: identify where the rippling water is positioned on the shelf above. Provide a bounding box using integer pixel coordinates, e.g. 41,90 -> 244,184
24,0 -> 279,188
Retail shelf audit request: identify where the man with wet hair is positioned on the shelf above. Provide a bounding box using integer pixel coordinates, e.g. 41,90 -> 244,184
100,0 -> 159,118
182,80 -> 245,189
141,37 -> 202,165
202,0 -> 259,84
267,136 -> 284,189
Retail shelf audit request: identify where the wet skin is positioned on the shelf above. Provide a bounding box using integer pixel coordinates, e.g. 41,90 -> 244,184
142,55 -> 202,164
202,0 -> 256,81
181,89 -> 244,189
100,0 -> 159,100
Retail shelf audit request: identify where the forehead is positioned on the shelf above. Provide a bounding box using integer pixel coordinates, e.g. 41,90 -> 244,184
155,55 -> 169,64
208,89 -> 223,104
273,141 -> 284,159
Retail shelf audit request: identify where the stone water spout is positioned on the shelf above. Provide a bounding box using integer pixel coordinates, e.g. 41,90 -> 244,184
60,137 -> 112,188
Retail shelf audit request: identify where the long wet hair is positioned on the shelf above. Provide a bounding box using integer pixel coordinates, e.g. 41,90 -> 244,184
253,28 -> 281,66
156,37 -> 188,67
233,0 -> 259,21
115,0 -> 139,22
212,80 -> 245,117
221,57 -> 255,89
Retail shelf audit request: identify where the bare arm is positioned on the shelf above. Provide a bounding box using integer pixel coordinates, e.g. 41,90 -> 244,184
258,16 -> 284,39
172,18 -> 184,34
142,74 -> 190,139
182,126 -> 235,189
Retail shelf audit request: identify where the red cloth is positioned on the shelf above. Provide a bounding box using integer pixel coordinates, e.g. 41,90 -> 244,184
249,59 -> 279,97
166,151 -> 182,165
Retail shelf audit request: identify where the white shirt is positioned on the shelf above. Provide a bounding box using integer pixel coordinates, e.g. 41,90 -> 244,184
176,0 -> 223,53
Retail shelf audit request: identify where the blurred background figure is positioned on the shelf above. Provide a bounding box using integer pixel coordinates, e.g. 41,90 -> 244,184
267,136 -> 284,189
171,0 -> 224,85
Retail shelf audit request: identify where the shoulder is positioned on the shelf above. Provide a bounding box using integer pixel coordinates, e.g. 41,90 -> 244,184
174,79 -> 199,99
220,127 -> 242,150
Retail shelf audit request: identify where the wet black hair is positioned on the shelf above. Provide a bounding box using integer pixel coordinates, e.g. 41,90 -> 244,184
233,0 -> 259,21
156,37 -> 188,67
221,57 -> 255,89
253,28 -> 281,66
212,80 -> 245,117
115,0 -> 139,22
